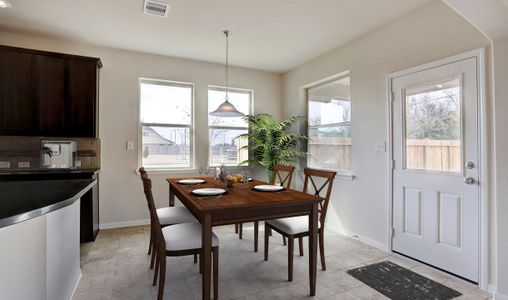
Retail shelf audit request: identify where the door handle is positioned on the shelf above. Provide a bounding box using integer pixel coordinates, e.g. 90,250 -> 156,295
464,177 -> 476,185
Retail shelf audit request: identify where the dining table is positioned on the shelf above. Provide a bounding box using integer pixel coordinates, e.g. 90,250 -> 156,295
166,176 -> 321,300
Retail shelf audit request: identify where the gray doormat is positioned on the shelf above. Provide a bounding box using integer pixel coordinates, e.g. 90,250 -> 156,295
347,261 -> 462,300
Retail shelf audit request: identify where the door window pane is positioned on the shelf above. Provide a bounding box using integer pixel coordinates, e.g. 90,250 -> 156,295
404,78 -> 462,172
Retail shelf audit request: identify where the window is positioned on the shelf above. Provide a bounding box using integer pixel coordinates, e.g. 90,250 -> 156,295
307,76 -> 351,172
404,78 -> 462,173
140,79 -> 193,169
208,87 -> 252,166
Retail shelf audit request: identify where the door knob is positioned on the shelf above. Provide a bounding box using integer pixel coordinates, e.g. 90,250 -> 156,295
464,177 -> 476,185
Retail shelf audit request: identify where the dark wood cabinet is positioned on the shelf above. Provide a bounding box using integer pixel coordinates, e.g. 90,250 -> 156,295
0,45 -> 101,137
66,59 -> 97,137
0,171 -> 100,243
32,55 -> 66,136
0,50 -> 32,135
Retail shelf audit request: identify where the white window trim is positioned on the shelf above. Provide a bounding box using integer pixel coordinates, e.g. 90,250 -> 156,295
303,72 -> 354,176
208,85 -> 253,167
138,78 -> 195,171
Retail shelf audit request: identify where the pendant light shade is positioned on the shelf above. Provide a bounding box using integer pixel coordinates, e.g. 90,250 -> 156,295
210,100 -> 244,117
209,30 -> 245,118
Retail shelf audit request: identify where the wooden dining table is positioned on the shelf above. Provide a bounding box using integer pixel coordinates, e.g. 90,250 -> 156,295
166,177 -> 321,300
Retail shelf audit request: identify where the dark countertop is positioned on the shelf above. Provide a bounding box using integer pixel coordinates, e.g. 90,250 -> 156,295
0,179 -> 96,229
0,169 -> 100,175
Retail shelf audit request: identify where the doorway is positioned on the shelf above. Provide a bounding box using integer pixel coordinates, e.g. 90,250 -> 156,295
388,49 -> 487,285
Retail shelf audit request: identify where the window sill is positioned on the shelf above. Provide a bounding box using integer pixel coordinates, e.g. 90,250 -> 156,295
335,173 -> 355,181
135,168 -> 198,176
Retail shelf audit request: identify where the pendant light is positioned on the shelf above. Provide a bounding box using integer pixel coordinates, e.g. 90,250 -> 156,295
209,30 -> 245,117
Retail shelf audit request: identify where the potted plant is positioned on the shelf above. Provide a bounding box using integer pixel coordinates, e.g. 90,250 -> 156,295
237,114 -> 308,183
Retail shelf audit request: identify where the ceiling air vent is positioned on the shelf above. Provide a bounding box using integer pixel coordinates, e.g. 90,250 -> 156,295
143,0 -> 170,17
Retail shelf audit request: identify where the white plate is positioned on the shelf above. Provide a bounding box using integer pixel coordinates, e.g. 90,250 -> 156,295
191,188 -> 226,196
178,179 -> 205,185
253,185 -> 284,192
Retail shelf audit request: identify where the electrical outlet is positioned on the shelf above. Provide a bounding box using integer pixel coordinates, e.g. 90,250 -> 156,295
75,160 -> 82,167
18,161 -> 30,168
126,141 -> 134,150
0,161 -> 10,168
375,141 -> 386,153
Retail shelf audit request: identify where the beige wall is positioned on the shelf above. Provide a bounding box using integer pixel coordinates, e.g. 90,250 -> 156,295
282,0 -> 490,259
0,31 -> 282,227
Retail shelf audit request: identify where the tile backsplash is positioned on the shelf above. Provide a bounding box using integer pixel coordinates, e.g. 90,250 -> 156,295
0,136 -> 101,171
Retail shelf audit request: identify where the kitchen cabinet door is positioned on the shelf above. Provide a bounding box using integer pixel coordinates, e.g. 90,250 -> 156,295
66,59 -> 97,137
0,49 -> 32,135
32,55 -> 65,136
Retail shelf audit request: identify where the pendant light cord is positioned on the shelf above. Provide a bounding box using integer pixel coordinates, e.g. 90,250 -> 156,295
224,30 -> 230,102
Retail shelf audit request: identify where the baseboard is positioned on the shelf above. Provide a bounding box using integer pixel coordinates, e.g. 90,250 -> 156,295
69,271 -> 81,300
99,219 -> 150,229
345,230 -> 390,252
488,284 -> 497,294
495,291 -> 508,300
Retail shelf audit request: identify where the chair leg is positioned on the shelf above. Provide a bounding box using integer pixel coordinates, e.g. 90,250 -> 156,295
199,250 -> 203,274
254,221 -> 259,252
194,253 -> 198,264
288,236 -> 294,282
319,230 -> 326,271
152,247 -> 160,286
156,250 -> 166,300
283,236 -> 287,245
235,223 -> 239,233
298,237 -> 304,256
148,231 -> 152,255
264,224 -> 270,261
213,247 -> 219,300
150,239 -> 157,269
239,223 -> 243,239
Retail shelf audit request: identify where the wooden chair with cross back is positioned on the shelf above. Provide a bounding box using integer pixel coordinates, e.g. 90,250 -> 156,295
235,165 -> 296,252
263,167 -> 336,282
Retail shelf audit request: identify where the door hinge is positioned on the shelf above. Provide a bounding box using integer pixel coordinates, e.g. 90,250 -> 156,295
391,159 -> 395,170
390,91 -> 395,102
391,227 -> 395,238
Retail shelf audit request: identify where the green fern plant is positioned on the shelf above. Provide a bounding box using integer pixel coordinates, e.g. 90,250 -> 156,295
237,114 -> 308,183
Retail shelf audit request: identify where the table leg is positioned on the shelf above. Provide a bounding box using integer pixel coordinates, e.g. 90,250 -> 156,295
201,214 -> 212,300
308,203 -> 318,296
169,186 -> 175,207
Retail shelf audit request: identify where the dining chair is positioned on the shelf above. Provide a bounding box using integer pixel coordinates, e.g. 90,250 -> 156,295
236,165 -> 295,252
141,175 -> 219,300
263,167 -> 336,281
138,167 -> 198,269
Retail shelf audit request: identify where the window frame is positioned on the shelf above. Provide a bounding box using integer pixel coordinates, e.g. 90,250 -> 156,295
304,73 -> 353,177
207,85 -> 253,167
138,78 -> 195,171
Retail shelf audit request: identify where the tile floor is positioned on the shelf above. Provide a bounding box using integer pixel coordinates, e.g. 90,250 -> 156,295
73,224 -> 491,300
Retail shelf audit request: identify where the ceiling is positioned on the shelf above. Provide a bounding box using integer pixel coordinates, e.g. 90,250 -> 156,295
0,0 -> 431,72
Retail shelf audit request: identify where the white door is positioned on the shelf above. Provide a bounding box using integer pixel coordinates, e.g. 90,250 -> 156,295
392,56 -> 480,282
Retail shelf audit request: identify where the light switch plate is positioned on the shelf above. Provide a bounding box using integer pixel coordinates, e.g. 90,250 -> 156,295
75,160 -> 82,167
126,141 -> 134,150
18,161 -> 30,168
375,141 -> 386,153
0,161 -> 10,168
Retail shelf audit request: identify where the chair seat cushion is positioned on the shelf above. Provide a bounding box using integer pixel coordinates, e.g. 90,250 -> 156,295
162,222 -> 219,252
157,206 -> 196,226
266,216 -> 320,235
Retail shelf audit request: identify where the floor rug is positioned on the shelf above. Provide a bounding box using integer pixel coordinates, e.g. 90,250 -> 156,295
347,261 -> 462,300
